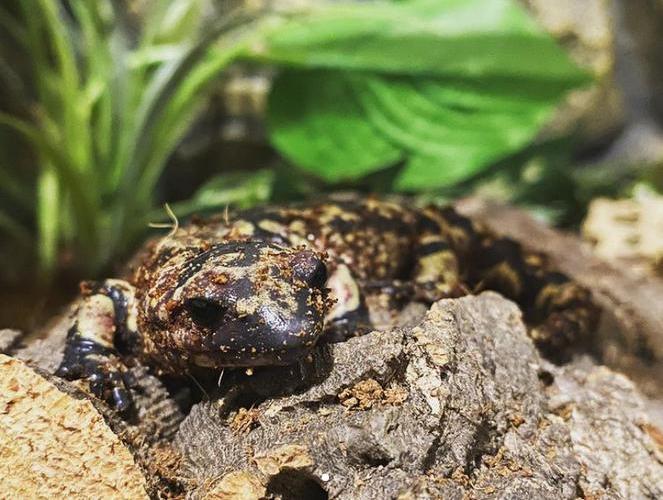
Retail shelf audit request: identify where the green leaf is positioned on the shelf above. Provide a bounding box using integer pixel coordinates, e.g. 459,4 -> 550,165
36,168 -> 60,274
0,0 -> 267,278
252,0 -> 589,84
264,0 -> 590,189
154,0 -> 204,45
0,112 -> 100,248
268,70 -> 559,188
355,75 -> 558,189
268,70 -> 401,181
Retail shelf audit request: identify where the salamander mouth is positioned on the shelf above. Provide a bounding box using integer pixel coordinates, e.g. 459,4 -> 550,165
215,314 -> 323,367
181,302 -> 326,369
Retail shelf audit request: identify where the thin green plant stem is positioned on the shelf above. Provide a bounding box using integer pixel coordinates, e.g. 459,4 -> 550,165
0,112 -> 100,256
36,167 -> 60,274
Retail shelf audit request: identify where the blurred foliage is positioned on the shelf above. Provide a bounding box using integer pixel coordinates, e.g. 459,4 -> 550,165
156,168 -> 276,219
0,0 -> 593,284
0,0 -> 264,280
264,0 -> 589,189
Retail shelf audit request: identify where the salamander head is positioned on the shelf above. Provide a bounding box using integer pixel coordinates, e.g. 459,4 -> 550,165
140,240 -> 330,368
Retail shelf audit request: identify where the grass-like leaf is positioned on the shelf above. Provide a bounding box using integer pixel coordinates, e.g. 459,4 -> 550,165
0,0 -> 265,278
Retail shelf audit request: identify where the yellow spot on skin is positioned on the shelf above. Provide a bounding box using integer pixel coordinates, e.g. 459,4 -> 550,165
258,219 -> 287,235
326,264 -> 360,321
233,220 -> 255,236
289,220 -> 307,235
76,294 -> 116,347
289,233 -> 310,246
416,250 -> 459,294
480,262 -> 523,297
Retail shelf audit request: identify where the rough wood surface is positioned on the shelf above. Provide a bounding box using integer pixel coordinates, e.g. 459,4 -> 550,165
0,354 -> 149,498
174,293 -> 663,499
456,197 -> 663,396
3,292 -> 662,498
11,300 -> 187,444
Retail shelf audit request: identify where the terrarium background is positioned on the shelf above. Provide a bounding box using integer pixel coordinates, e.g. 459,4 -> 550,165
1,0 -> 663,330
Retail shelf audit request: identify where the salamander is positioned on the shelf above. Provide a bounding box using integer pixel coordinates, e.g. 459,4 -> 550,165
55,195 -> 600,412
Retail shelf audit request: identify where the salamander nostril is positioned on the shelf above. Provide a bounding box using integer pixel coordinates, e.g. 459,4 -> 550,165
185,298 -> 227,328
292,252 -> 328,289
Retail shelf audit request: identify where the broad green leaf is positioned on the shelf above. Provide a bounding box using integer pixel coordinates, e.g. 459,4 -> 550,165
354,75 -> 557,189
251,0 -> 588,84
264,0 -> 589,189
268,70 -> 558,188
268,70 -> 401,181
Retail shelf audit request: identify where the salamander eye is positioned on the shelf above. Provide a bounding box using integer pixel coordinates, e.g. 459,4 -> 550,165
292,252 -> 328,289
185,298 -> 227,328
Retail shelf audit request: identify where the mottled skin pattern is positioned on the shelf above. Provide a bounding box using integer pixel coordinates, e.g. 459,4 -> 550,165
56,196 -> 600,412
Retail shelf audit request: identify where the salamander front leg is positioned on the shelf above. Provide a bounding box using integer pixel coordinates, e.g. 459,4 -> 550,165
322,263 -> 372,342
56,279 -> 139,413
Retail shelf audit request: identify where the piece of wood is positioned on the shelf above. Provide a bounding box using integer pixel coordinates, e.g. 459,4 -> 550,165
0,354 -> 149,498
174,293 -> 663,499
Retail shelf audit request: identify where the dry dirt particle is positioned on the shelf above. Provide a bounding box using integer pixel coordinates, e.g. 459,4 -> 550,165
338,379 -> 409,410
0,354 -> 148,499
338,378 -> 384,410
229,407 -> 262,434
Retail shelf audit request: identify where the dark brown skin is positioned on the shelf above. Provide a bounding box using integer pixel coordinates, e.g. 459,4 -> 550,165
55,195 -> 600,412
